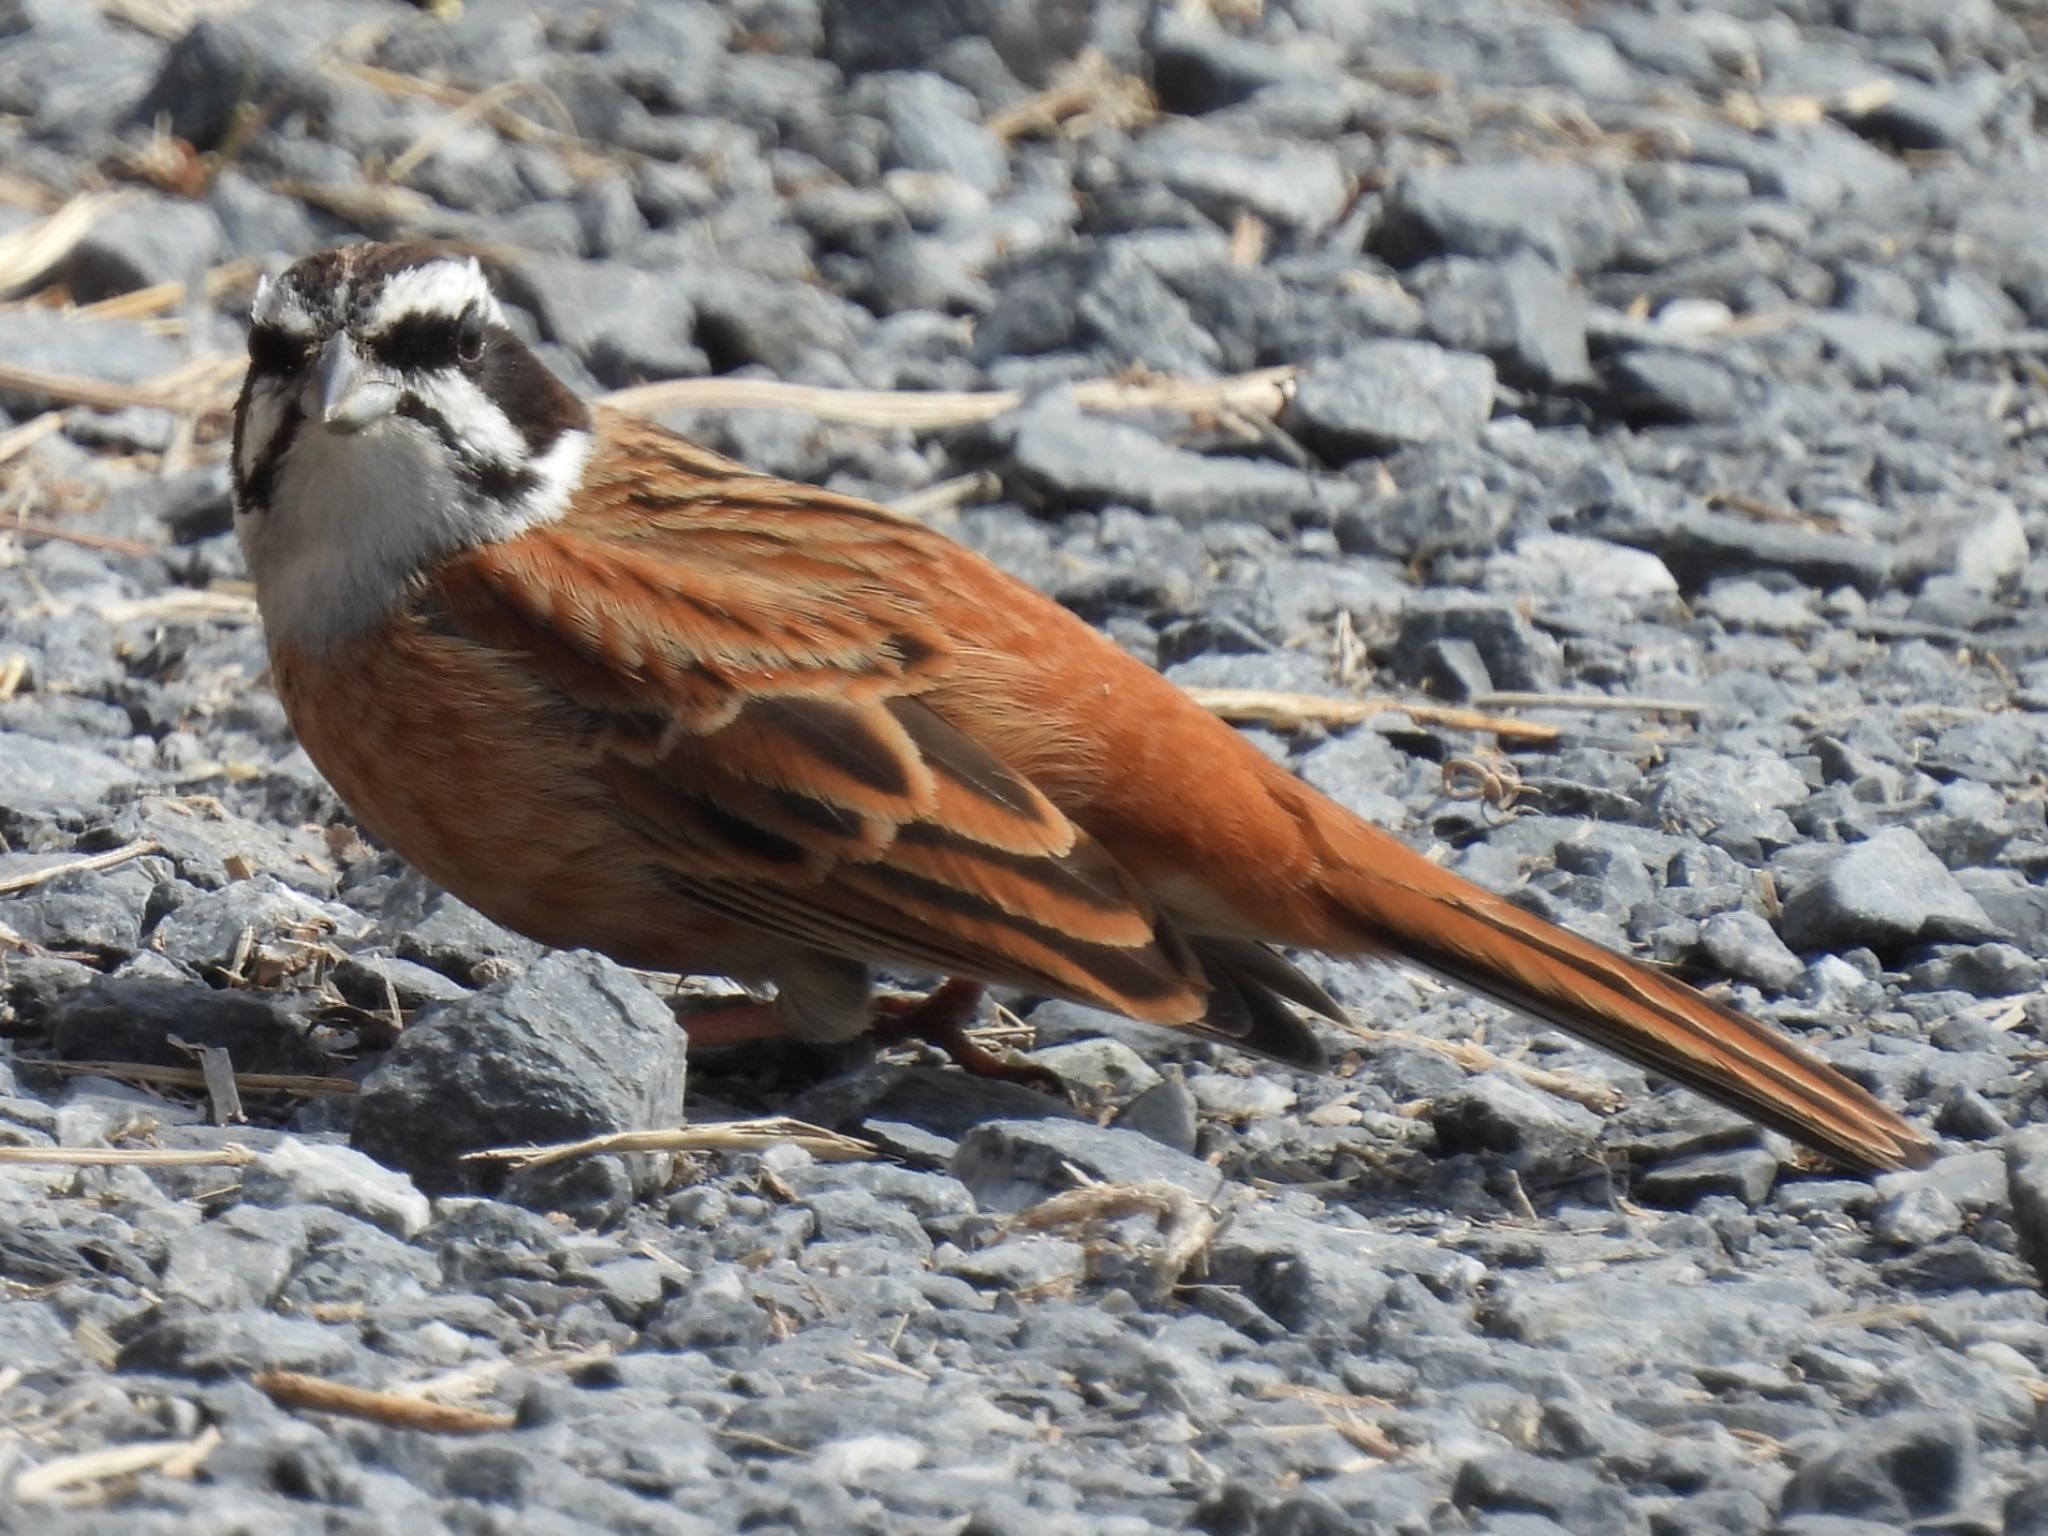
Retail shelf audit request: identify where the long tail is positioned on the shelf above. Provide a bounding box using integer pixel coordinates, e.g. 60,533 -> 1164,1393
1307,815 -> 1933,1173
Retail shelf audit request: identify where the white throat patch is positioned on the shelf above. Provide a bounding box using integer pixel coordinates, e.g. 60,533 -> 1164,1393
237,412 -> 592,656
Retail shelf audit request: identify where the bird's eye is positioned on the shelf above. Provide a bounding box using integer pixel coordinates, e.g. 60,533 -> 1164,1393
456,305 -> 487,365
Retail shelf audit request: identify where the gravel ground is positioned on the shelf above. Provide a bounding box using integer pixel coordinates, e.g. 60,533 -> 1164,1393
3,0 -> 2048,1530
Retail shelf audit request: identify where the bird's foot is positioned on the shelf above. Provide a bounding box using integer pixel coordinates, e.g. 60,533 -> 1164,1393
869,980 -> 1067,1095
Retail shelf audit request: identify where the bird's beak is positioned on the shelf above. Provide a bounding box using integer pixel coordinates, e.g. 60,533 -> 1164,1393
317,333 -> 401,433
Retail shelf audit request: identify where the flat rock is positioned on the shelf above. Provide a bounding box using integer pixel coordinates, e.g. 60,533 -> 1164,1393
1778,828 -> 1999,955
1285,341 -> 1497,463
351,951 -> 687,1197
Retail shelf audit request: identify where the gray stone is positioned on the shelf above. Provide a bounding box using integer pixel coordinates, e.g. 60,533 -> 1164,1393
1840,71 -> 2003,154
330,952 -> 470,1012
1697,910 -> 1805,994
1430,1076 -> 1605,1177
1286,341 -> 1497,462
1778,829 -> 1998,954
952,1118 -> 1223,1212
2008,1126 -> 2048,1286
1189,1072 -> 1296,1121
683,266 -> 871,377
1123,127 -> 1348,235
1004,394 -> 1352,530
1115,1068 -> 1199,1155
1800,313 -> 1947,386
1632,1148 -> 1780,1208
1654,509 -> 1894,596
1375,162 -> 1629,273
944,1234 -> 1087,1293
819,0 -> 1075,84
159,1207 -> 303,1311
1601,348 -> 1756,425
1452,1449 -> 1630,1528
46,976 -> 326,1076
0,4 -> 160,144
1393,598 -> 1564,691
0,734 -> 141,809
1483,533 -> 1677,601
495,255 -> 704,388
117,1306 -> 361,1379
55,195 -> 224,302
132,4 -> 357,149
870,72 -> 1007,193
149,876 -> 349,975
242,1139 -> 432,1239
351,952 -> 687,1196
1779,1411 -> 1976,1523
3,865 -> 150,958
1148,12 -> 1346,114
1028,1039 -> 1161,1098
1419,255 -> 1594,391
599,1 -> 726,112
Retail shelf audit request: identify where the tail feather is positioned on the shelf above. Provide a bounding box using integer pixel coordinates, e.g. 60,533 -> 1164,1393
1317,826 -> 1932,1173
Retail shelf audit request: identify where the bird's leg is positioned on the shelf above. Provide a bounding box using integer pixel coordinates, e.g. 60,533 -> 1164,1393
674,982 -> 1067,1095
670,996 -> 789,1049
869,979 -> 1065,1094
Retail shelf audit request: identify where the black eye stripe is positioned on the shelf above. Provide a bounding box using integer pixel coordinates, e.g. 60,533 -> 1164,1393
246,323 -> 310,378
370,312 -> 469,372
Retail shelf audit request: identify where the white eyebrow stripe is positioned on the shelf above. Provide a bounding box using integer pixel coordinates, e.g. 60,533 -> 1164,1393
366,259 -> 505,333
251,273 -> 319,337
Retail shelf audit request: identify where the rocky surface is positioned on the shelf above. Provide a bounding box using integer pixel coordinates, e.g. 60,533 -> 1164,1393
2,0 -> 2047,1530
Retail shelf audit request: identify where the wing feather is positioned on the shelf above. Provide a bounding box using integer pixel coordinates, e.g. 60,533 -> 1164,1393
422,421 -> 1211,1023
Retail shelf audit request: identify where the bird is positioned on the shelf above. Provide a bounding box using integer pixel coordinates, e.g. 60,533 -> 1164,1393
229,241 -> 1933,1175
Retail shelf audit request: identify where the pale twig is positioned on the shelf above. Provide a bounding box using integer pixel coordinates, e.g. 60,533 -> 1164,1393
967,1001 -> 1036,1052
0,412 -> 66,467
254,1371 -> 515,1435
384,1346 -> 614,1405
0,1144 -> 254,1169
68,256 -> 264,322
1341,1021 -> 1625,1114
0,840 -> 161,897
1004,1178 -> 1220,1283
333,61 -> 596,168
94,589 -> 259,623
95,0 -> 253,40
23,1059 -> 358,1097
604,365 -> 1300,431
1722,78 -> 1895,131
1260,1384 -> 1404,1460
383,80 -> 579,185
270,178 -> 437,230
0,355 -> 244,414
1183,686 -> 1562,745
890,471 -> 1001,521
459,1117 -> 878,1171
1471,690 -> 1706,717
1228,210 -> 1268,269
985,48 -> 1155,141
3,522 -> 159,559
41,357 -> 1302,438
12,1429 -> 221,1503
